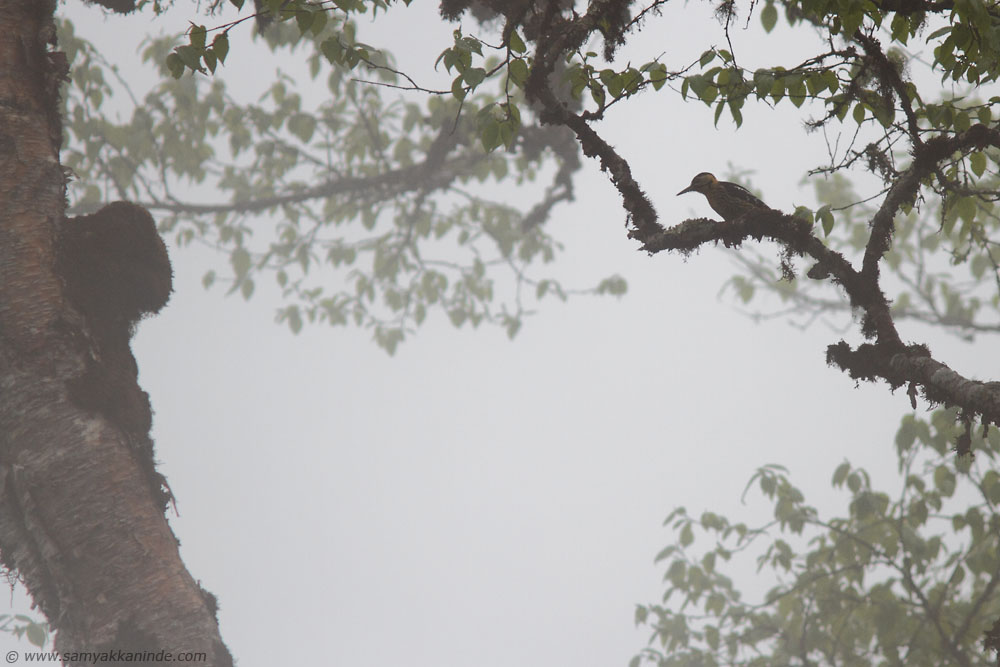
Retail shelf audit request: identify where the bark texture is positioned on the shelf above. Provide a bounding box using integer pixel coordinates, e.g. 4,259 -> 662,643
0,2 -> 231,664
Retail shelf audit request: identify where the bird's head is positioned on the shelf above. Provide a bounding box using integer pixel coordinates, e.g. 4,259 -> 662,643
677,172 -> 718,196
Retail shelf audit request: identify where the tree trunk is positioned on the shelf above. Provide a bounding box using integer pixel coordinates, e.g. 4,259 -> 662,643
0,2 -> 231,663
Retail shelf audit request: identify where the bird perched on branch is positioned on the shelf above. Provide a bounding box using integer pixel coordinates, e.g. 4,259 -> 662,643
677,172 -> 770,221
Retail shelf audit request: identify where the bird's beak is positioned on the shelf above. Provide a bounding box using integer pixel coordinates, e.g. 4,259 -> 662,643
677,185 -> 695,196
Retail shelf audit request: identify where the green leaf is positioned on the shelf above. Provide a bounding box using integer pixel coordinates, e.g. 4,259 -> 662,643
832,96 -> 850,121
927,25 -> 951,40
654,544 -> 676,562
841,9 -> 863,36
753,69 -> 775,100
818,205 -> 834,236
890,14 -> 910,43
621,67 -> 642,95
805,74 -> 820,96
25,623 -> 46,648
288,113 -> 317,142
498,120 -> 515,148
847,472 -> 861,493
189,24 -> 207,49
853,102 -> 866,125
730,101 -> 743,127
770,77 -> 785,103
908,499 -> 928,526
601,69 -> 623,98
459,35 -> 483,56
175,45 -> 203,73
700,81 -> 718,104
760,473 -> 776,496
985,471 -> 1000,504
287,306 -> 303,334
451,75 -> 467,101
761,3 -> 778,32
667,559 -> 686,585
479,118 -> 500,151
463,67 -> 486,88
648,63 -> 667,91
322,37 -> 344,64
942,197 -> 959,236
706,625 -> 720,650
597,275 -> 627,295
970,151 -> 987,177
832,461 -> 850,487
793,206 -> 814,223
956,195 -> 977,225
896,416 -> 916,451
232,247 -> 251,278
589,82 -> 606,106
212,32 -> 229,64
508,31 -> 527,54
788,80 -> 806,107
165,52 -> 185,78
508,58 -> 528,87
310,10 -> 328,35
203,49 -> 217,74
822,70 -> 839,93
688,74 -> 708,98
296,9 -> 315,34
954,110 -> 971,132
505,316 -> 520,339
933,465 -> 956,497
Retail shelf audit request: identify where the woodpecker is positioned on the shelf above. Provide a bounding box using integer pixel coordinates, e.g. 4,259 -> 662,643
677,172 -> 769,221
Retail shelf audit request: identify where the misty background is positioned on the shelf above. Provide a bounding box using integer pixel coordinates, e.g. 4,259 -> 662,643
3,2 -> 991,665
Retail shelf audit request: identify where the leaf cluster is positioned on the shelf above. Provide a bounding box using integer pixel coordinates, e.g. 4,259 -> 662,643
634,411 -> 1000,666
58,0 -> 1000,660
0,614 -> 49,649
58,7 -> 624,354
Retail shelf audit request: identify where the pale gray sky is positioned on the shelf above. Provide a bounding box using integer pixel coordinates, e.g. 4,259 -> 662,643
4,2 -> 991,666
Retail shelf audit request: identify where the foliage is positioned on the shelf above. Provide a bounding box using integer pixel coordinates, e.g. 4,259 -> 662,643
727,172 -> 1000,339
61,2 -> 1000,364
0,614 -> 49,648
634,409 -> 1000,666
80,0 -> 1000,349
60,0 -> 1000,662
612,0 -> 1000,660
57,2 -> 634,354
